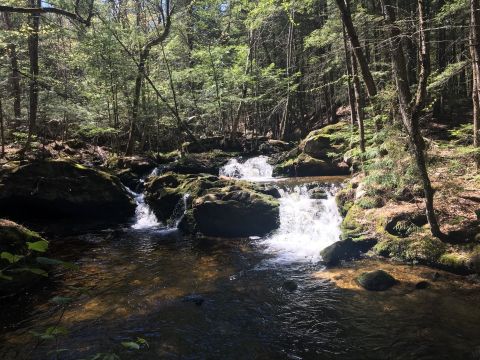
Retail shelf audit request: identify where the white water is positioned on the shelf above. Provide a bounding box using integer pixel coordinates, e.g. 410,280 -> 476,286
220,156 -> 273,180
260,185 -> 342,263
220,156 -> 342,263
131,191 -> 160,230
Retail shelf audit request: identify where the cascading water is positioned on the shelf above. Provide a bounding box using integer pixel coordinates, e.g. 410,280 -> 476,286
260,185 -> 342,263
220,155 -> 273,180
128,169 -> 161,230
219,156 -> 342,263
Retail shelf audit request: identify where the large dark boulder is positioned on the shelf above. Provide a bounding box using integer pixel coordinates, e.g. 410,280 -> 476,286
320,238 -> 377,266
167,151 -> 232,175
356,270 -> 398,291
0,160 -> 136,222
192,186 -> 280,237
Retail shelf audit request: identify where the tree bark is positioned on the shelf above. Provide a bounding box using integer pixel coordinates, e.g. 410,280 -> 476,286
470,0 -> 480,168
335,0 -> 377,98
3,13 -> 21,120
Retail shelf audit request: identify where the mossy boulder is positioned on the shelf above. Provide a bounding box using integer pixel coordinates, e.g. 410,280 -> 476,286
320,237 -> 377,266
356,270 -> 397,291
192,186 -> 280,237
146,172 -> 280,236
0,160 -> 136,223
273,153 -> 349,177
144,172 -> 221,223
300,131 -> 331,159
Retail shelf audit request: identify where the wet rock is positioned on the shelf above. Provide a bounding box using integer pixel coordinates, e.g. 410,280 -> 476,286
320,238 -> 376,266
0,160 -> 136,223
192,187 -> 280,237
356,270 -> 397,291
116,168 -> 142,192
415,281 -> 430,290
310,188 -> 328,200
282,280 -> 298,292
182,294 -> 205,306
256,185 -> 281,199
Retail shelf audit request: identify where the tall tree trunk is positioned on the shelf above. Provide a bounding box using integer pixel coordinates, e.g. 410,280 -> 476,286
342,23 -> 357,126
335,0 -> 377,97
470,0 -> 480,168
25,0 -> 41,150
381,0 -> 443,238
3,13 -> 21,120
0,97 -> 5,157
351,52 -> 366,153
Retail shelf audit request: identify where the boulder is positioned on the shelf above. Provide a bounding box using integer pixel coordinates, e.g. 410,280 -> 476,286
300,131 -> 331,158
167,151 -> 232,175
273,153 -> 350,177
144,172 -> 221,222
192,186 -> 280,237
0,160 -> 136,223
320,238 -> 377,266
356,270 -> 397,291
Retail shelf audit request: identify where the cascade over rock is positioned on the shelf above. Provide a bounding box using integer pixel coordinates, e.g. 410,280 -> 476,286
0,160 -> 136,223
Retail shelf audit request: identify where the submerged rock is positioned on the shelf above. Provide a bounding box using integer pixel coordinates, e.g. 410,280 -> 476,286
415,280 -> 430,290
0,160 -> 136,223
192,186 -> 280,237
320,238 -> 376,266
282,280 -> 298,292
356,270 -> 397,291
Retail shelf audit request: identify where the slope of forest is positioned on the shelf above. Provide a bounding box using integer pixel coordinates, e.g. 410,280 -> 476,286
1,0 -> 480,358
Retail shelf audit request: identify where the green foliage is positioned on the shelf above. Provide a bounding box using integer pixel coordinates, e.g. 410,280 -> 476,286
27,240 -> 49,253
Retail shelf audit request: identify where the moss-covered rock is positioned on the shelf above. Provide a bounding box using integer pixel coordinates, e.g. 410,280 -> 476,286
0,160 -> 136,223
145,172 -> 280,236
192,186 -> 280,237
356,270 -> 397,291
273,153 -> 349,177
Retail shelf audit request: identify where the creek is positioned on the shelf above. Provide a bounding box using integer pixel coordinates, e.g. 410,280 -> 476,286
1,157 -> 480,359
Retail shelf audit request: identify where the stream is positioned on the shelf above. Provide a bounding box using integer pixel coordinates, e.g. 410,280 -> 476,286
1,156 -> 480,359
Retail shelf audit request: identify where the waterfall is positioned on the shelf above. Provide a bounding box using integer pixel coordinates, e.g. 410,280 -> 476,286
171,193 -> 190,227
260,185 -> 342,263
220,156 -> 342,263
220,156 -> 273,180
129,168 -> 160,230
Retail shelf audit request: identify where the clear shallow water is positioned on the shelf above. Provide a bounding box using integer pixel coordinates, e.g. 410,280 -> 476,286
1,157 -> 480,359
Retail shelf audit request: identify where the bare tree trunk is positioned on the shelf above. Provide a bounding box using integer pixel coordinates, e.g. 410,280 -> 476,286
342,23 -> 357,126
335,0 -> 377,97
470,0 -> 480,168
3,13 -> 21,120
381,0 -> 443,238
0,98 -> 5,157
351,52 -> 366,153
25,0 -> 41,151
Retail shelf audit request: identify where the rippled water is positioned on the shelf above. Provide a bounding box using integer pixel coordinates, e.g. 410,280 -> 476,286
1,158 -> 480,359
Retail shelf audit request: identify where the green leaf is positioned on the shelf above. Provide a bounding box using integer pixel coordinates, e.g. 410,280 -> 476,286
27,240 -> 49,253
121,341 -> 140,350
1,252 -> 24,264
